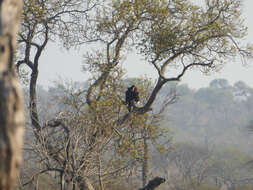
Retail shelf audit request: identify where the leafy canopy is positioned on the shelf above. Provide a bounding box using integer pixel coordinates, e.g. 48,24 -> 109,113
87,0 -> 253,113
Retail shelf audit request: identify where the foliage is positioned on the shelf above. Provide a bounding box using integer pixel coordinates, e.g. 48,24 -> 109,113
19,72 -> 172,189
85,0 -> 253,117
20,77 -> 253,189
17,0 -> 253,189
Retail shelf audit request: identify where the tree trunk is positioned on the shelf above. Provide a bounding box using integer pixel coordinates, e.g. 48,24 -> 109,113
78,177 -> 95,190
0,0 -> 24,190
142,134 -> 149,187
98,155 -> 104,190
60,172 -> 65,190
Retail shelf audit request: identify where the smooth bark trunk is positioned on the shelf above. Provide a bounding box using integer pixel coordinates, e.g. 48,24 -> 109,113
0,0 -> 24,190
142,135 -> 149,187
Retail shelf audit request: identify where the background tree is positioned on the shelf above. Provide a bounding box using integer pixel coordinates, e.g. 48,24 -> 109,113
166,143 -> 214,190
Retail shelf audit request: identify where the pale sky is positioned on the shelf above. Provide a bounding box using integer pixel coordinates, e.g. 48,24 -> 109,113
38,0 -> 253,90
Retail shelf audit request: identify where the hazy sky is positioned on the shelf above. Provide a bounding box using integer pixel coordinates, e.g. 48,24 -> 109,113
38,0 -> 253,89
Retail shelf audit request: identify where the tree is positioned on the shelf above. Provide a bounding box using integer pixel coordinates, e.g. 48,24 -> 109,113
210,79 -> 230,89
0,0 -> 24,190
167,143 -> 214,190
18,73 -> 172,189
16,1 -> 99,189
83,1 -> 253,187
210,147 -> 253,190
233,81 -> 253,102
17,0 -> 253,188
16,0 -> 98,137
86,0 -> 253,117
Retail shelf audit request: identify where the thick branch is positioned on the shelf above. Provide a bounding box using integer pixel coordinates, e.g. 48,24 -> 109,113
135,60 -> 214,114
22,168 -> 64,187
135,77 -> 167,114
29,23 -> 49,135
46,119 -> 70,137
87,32 -> 131,105
164,60 -> 214,82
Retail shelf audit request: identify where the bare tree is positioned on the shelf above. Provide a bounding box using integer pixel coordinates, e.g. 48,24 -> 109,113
0,0 -> 24,190
166,143 -> 214,190
15,1 -> 98,189
16,0 -> 97,137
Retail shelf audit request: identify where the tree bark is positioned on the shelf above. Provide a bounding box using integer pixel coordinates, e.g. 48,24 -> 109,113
142,135 -> 149,187
0,0 -> 24,190
78,176 -> 95,190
